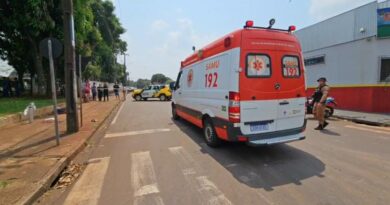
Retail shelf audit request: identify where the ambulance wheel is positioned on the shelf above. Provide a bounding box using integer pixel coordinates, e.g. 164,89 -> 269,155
203,118 -> 222,147
159,94 -> 167,101
134,95 -> 142,101
172,105 -> 180,120
143,98 -> 147,101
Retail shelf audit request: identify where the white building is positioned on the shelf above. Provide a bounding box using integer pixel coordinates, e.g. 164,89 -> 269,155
295,0 -> 390,113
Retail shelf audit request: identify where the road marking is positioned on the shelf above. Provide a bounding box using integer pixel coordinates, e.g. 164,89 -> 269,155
345,125 -> 390,135
169,146 -> 232,205
131,151 -> 165,205
105,128 -> 171,138
111,103 -> 124,125
63,157 -> 110,205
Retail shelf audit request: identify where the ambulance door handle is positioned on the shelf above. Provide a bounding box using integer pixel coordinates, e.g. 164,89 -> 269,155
279,101 -> 289,105
178,92 -> 182,95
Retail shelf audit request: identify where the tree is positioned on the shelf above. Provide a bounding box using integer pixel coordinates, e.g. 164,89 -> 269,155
83,63 -> 101,80
136,79 -> 151,89
151,73 -> 171,84
0,0 -> 128,97
0,0 -> 60,95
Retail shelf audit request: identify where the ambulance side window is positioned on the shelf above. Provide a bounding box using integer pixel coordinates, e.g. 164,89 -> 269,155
282,56 -> 300,78
246,54 -> 271,78
174,71 -> 182,90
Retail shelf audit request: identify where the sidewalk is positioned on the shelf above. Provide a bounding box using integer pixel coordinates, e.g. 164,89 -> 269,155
0,99 -> 121,205
334,109 -> 390,127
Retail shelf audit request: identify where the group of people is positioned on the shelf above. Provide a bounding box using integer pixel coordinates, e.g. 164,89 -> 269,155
83,81 -> 126,102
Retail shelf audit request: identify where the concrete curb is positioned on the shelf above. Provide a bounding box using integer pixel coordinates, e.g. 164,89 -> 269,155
15,101 -> 122,205
333,115 -> 390,127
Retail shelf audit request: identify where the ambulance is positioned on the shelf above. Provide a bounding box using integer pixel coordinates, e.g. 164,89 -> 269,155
172,20 -> 307,147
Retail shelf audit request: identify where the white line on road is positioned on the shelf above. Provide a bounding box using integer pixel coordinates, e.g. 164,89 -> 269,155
105,128 -> 171,138
169,146 -> 233,205
111,103 -> 125,125
63,157 -> 110,205
131,151 -> 165,205
345,125 -> 390,135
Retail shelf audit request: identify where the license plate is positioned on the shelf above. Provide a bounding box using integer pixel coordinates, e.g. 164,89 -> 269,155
250,123 -> 269,132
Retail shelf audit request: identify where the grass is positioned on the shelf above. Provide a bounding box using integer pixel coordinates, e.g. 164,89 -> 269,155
0,97 -> 65,117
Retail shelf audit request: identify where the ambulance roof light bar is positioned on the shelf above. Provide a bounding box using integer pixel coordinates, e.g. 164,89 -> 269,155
245,20 -> 254,28
244,19 -> 296,33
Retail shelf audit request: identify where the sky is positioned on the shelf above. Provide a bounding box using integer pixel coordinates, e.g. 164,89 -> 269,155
110,0 -> 377,81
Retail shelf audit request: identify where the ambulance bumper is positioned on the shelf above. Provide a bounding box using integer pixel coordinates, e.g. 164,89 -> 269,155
247,133 -> 305,146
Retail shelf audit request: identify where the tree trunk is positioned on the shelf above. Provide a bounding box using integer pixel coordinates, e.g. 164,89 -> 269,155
17,71 -> 24,94
28,36 -> 46,96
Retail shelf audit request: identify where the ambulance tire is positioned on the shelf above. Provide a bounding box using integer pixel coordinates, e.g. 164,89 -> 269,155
159,94 -> 167,101
134,95 -> 142,101
203,118 -> 222,147
172,105 -> 180,120
143,98 -> 147,101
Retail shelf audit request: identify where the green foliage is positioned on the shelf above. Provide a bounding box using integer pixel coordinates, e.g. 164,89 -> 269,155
0,97 -> 65,117
151,73 -> 172,84
0,0 -> 127,96
83,63 -> 101,80
136,79 -> 151,89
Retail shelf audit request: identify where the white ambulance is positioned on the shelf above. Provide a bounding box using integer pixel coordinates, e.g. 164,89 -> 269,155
172,20 -> 307,147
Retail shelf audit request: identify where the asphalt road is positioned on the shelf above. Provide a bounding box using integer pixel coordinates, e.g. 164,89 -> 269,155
37,99 -> 390,205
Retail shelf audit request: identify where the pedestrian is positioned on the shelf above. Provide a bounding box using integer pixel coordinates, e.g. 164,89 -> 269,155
84,80 -> 91,102
113,82 -> 120,99
103,82 -> 109,101
92,82 -> 97,101
312,77 -> 330,130
97,83 -> 103,101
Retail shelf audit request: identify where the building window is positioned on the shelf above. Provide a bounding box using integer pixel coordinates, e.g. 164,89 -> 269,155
380,58 -> 390,82
304,56 -> 325,66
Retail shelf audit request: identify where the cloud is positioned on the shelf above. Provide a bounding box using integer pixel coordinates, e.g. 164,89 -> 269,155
151,19 -> 169,31
309,0 -> 374,20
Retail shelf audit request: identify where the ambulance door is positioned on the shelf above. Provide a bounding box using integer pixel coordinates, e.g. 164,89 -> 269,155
239,51 -> 279,135
275,53 -> 306,131
173,71 -> 183,105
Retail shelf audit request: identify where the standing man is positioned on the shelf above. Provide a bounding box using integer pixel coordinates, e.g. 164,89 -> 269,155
113,82 -> 120,99
97,83 -> 103,101
103,82 -> 109,101
312,77 -> 330,130
91,82 -> 97,101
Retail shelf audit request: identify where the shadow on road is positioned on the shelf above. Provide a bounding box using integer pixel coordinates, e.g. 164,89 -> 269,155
173,119 -> 326,191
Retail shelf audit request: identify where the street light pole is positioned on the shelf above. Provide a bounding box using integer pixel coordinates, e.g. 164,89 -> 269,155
123,53 -> 129,85
62,0 -> 79,133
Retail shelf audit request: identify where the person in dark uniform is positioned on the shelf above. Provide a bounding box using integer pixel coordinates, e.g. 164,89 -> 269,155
103,83 -> 109,101
92,82 -> 97,101
312,77 -> 330,130
97,83 -> 103,101
113,82 -> 120,99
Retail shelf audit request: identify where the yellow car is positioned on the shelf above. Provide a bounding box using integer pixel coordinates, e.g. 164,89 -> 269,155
132,85 -> 172,101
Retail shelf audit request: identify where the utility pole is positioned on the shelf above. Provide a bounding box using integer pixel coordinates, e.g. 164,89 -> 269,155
123,53 -> 129,85
63,0 -> 79,133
